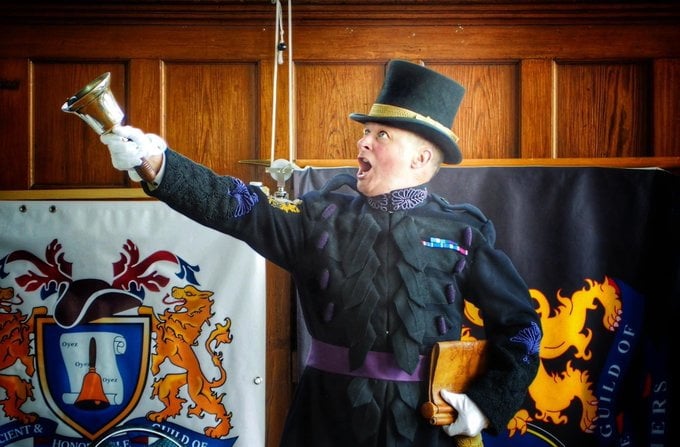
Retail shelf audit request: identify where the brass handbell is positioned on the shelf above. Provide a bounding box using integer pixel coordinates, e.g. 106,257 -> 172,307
61,72 -> 156,182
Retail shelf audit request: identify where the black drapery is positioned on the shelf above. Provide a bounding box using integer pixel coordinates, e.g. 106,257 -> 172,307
294,166 -> 679,447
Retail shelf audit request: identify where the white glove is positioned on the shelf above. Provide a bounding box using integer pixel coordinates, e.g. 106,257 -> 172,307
440,390 -> 489,437
100,125 -> 166,182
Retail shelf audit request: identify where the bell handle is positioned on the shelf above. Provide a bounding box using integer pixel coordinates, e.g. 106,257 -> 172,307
135,158 -> 157,183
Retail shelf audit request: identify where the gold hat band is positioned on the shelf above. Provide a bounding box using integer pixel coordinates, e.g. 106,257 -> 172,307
368,103 -> 460,143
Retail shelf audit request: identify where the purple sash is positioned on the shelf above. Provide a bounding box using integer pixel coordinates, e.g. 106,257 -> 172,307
306,338 -> 427,382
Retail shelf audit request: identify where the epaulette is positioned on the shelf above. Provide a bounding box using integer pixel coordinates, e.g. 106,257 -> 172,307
430,193 -> 489,223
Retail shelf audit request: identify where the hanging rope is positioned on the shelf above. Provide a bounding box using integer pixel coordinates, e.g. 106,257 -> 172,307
286,0 -> 295,163
267,0 -> 297,199
269,0 -> 295,164
269,0 -> 286,164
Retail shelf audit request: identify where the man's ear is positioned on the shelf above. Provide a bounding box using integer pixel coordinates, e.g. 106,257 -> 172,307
412,145 -> 434,169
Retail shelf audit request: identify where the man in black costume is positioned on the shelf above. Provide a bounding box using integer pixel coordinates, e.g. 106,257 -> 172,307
101,59 -> 541,446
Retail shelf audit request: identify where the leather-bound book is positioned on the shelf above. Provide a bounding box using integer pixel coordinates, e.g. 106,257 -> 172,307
420,340 -> 487,426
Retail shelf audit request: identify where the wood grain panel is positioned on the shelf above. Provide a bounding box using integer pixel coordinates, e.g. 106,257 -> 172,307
0,25 -> 273,60
556,62 -> 650,158
1,1 -> 676,27
520,59 -> 553,158
653,58 -> 680,156
292,24 -> 680,61
296,62 -> 385,160
0,59 -> 29,189
163,63 -> 260,181
129,59 -> 163,137
34,62 -> 129,188
1,23 -> 677,62
296,61 -> 519,161
264,262 -> 293,447
432,62 -> 519,160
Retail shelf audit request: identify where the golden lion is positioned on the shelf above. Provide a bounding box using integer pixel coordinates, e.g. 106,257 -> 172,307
143,284 -> 234,438
0,286 -> 47,423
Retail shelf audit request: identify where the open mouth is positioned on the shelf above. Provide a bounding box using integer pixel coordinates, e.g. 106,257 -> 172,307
357,157 -> 372,178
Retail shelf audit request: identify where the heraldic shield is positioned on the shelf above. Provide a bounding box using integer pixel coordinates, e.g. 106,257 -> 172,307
35,314 -> 151,440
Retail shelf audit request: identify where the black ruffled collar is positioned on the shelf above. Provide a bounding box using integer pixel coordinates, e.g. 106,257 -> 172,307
366,185 -> 428,212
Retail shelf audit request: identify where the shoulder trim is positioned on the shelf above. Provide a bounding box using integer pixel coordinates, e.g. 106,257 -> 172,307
430,193 -> 489,223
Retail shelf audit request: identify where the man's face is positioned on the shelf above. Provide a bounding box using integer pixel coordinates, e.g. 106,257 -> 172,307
355,122 -> 424,197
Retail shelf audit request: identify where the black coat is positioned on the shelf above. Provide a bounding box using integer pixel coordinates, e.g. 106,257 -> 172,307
145,149 -> 541,447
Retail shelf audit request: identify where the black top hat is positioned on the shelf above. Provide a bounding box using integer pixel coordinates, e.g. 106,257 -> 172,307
349,60 -> 465,164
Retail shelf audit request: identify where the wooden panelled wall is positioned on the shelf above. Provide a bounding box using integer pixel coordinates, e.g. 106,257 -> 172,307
1,1 -> 679,445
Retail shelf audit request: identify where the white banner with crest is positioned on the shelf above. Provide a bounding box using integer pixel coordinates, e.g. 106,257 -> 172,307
0,201 -> 265,447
